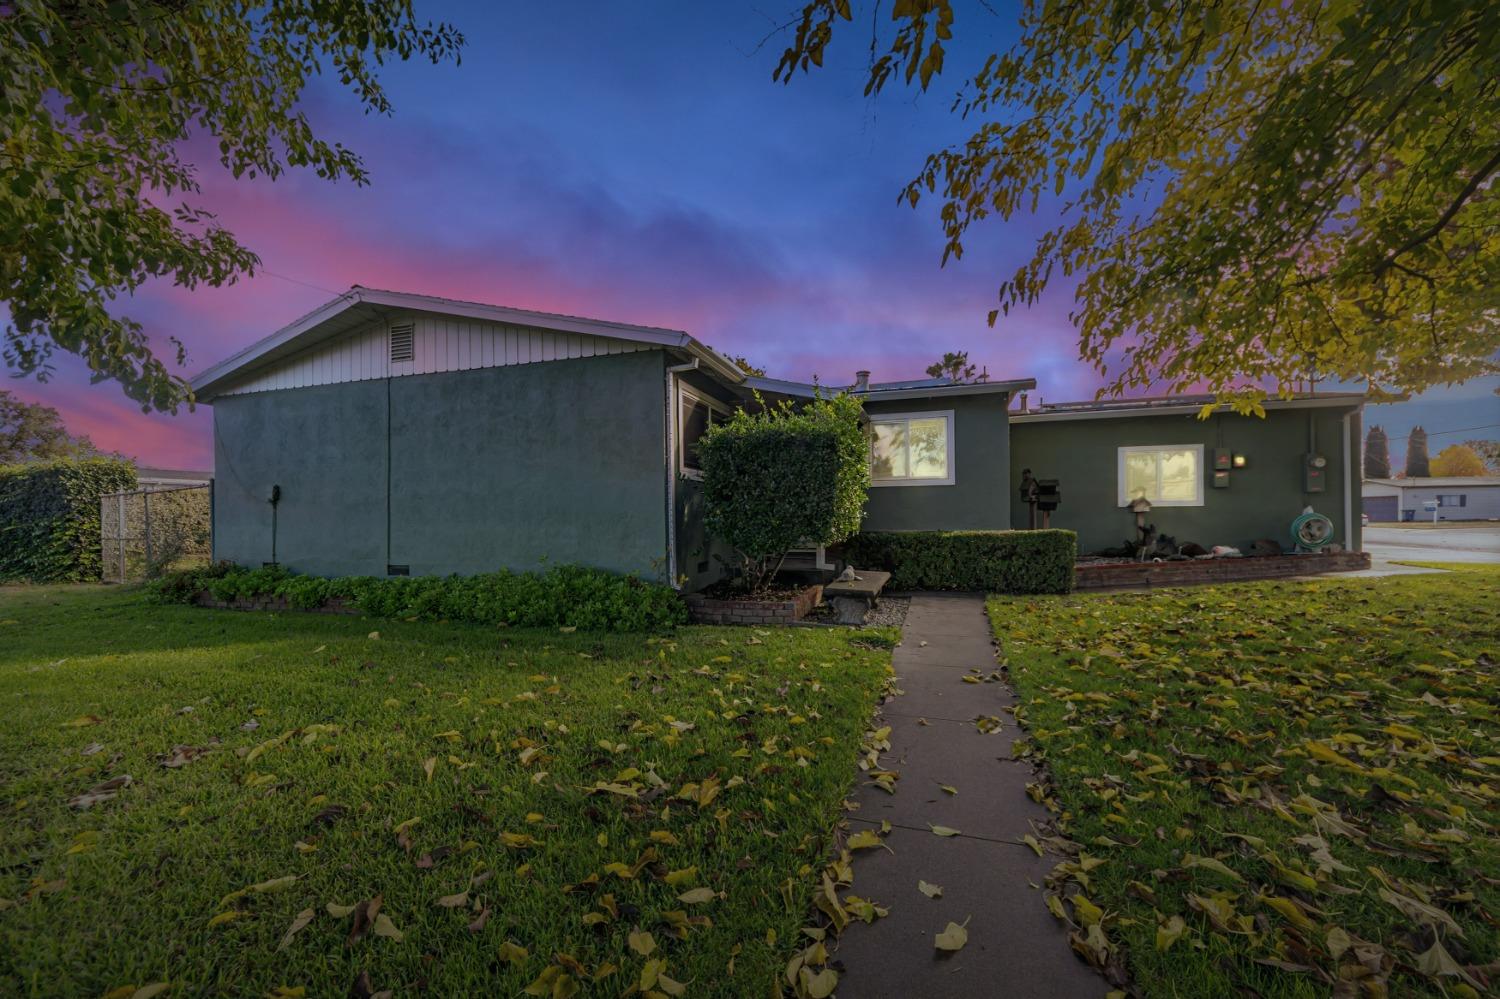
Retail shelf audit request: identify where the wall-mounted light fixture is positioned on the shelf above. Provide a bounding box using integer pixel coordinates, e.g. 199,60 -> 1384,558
1232,453 -> 1247,469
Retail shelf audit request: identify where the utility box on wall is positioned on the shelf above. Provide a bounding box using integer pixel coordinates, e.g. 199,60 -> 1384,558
1212,448 -> 1231,488
1304,453 -> 1327,493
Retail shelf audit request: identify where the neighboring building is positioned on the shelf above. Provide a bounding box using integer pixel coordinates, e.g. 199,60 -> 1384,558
1362,477 -> 1500,522
193,287 -> 1365,587
1009,394 -> 1364,555
135,467 -> 211,492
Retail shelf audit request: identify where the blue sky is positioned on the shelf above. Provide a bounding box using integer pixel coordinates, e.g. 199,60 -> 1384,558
8,2 -> 1497,468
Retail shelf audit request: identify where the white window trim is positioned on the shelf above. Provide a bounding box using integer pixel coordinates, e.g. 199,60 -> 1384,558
869,410 -> 956,487
677,384 -> 730,480
1116,443 -> 1205,507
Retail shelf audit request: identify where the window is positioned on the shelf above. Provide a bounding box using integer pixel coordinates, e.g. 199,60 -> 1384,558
870,411 -> 955,486
1437,494 -> 1466,507
1117,444 -> 1204,506
678,388 -> 727,476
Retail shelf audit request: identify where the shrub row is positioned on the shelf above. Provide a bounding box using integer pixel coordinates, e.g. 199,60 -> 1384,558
147,563 -> 688,632
841,529 -> 1077,594
0,457 -> 138,582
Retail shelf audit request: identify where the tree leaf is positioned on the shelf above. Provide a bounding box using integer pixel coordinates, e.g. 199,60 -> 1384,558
276,908 -> 315,952
935,920 -> 969,952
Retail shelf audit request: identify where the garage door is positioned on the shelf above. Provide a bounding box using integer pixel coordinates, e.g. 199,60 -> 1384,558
1362,495 -> 1398,522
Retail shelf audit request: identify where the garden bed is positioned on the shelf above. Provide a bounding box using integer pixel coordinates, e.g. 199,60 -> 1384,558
1074,550 -> 1369,590
684,583 -> 823,625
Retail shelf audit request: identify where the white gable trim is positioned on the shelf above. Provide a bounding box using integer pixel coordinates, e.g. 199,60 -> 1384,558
193,286 -> 746,400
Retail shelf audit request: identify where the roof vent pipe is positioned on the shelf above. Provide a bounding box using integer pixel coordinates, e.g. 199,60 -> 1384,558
854,370 -> 870,391
1017,391 -> 1028,412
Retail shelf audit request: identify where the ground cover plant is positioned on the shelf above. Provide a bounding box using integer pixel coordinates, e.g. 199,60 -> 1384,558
148,563 -> 687,633
0,585 -> 894,997
990,572 -> 1499,997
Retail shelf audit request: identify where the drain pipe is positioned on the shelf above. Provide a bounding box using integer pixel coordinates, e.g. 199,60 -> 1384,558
665,358 -> 700,589
1342,411 -> 1355,551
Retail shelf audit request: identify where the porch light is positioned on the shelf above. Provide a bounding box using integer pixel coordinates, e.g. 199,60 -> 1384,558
1232,453 -> 1247,468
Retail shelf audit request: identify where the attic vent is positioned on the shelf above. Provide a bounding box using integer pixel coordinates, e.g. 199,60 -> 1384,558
389,323 -> 415,363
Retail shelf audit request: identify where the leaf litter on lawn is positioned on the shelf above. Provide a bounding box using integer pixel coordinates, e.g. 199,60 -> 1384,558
991,574 -> 1500,996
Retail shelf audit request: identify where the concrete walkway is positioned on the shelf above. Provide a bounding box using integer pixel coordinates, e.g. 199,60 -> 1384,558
835,593 -> 1106,998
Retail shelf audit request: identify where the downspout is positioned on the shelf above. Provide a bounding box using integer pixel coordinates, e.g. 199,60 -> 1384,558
665,358 -> 700,589
1342,411 -> 1355,551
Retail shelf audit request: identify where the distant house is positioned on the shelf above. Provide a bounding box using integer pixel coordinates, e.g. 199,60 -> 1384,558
193,287 -> 1365,588
1362,477 -> 1500,522
135,467 -> 211,492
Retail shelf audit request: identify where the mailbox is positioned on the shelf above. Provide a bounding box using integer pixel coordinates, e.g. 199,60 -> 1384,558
1035,479 -> 1061,512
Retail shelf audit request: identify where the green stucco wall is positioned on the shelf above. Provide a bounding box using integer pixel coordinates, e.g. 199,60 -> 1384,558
860,392 -> 1012,531
211,350 -> 670,579
1009,404 -> 1362,555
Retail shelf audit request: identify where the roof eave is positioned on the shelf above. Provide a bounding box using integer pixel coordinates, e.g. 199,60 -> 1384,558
856,378 -> 1035,402
1011,394 -> 1366,423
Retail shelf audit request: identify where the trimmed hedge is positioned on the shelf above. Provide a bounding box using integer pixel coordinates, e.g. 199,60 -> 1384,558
146,563 -> 688,632
841,530 -> 1077,594
0,457 -> 137,582
700,393 -> 869,592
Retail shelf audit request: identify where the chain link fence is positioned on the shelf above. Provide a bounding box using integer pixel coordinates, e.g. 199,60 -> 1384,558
100,485 -> 212,583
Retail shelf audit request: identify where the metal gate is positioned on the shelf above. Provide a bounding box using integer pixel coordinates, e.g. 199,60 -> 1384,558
100,485 -> 212,582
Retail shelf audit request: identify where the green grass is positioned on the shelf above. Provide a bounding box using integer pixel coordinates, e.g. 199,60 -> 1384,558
1390,560 -> 1500,574
990,573 -> 1499,997
0,585 -> 894,997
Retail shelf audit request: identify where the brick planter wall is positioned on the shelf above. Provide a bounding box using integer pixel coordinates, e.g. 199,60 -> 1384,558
684,584 -> 823,625
1074,551 -> 1371,591
193,590 -> 359,615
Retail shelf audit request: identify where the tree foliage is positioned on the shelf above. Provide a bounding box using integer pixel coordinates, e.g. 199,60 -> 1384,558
0,456 -> 136,581
1429,444 -> 1487,477
1404,426 -> 1431,478
1362,425 -> 1391,480
728,354 -> 766,377
1462,439 -> 1500,474
699,394 -> 868,592
0,388 -> 95,463
924,350 -> 980,383
1,1 -> 463,411
774,1 -> 1500,408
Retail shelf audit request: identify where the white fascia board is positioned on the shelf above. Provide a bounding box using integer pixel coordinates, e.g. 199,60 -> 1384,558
192,286 -> 748,400
1011,395 -> 1365,423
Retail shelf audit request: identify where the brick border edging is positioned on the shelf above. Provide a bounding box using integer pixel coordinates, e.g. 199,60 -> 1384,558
683,584 -> 823,625
1074,551 -> 1371,590
192,590 -> 359,614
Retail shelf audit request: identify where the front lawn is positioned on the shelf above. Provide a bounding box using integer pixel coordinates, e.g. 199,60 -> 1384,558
991,571 -> 1498,997
0,586 -> 893,997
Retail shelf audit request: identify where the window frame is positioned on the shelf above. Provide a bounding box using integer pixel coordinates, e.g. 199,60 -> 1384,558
677,385 -> 730,480
1116,444 -> 1205,507
868,410 -> 957,488
1437,494 -> 1466,507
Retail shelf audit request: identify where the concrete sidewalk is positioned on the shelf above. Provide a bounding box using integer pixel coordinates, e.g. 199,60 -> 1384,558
834,593 -> 1106,998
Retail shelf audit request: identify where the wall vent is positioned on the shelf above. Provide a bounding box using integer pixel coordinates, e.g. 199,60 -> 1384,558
389,323 -> 415,363
386,564 -> 410,576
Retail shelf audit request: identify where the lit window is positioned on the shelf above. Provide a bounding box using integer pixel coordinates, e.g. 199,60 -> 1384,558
870,412 -> 955,486
1117,445 -> 1204,506
679,390 -> 727,476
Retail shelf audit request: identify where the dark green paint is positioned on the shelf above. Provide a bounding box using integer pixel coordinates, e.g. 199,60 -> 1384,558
211,351 -> 670,579
1009,404 -> 1362,555
860,392 -> 1012,532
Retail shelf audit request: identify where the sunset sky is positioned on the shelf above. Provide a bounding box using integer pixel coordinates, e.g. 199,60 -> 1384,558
8,3 -> 1497,471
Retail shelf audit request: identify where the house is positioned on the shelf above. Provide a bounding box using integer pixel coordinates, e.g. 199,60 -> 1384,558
193,288 -> 1364,587
135,466 -> 212,492
1009,393 -> 1365,555
1362,477 -> 1500,522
